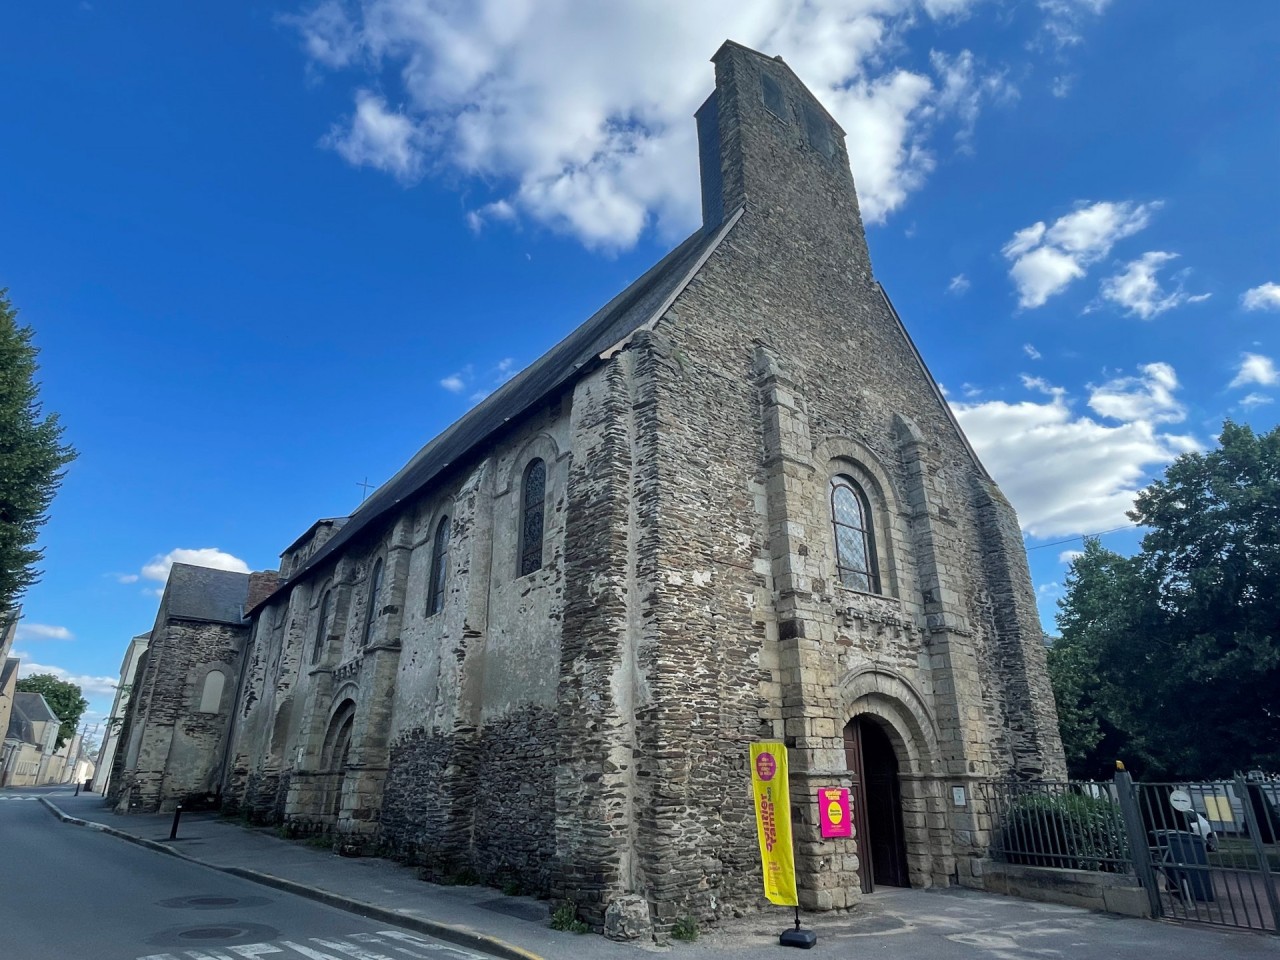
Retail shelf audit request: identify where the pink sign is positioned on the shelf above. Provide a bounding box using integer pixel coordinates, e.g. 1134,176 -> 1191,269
755,751 -> 777,782
818,788 -> 852,838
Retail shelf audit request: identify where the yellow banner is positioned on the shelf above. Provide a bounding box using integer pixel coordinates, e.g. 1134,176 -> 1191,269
750,741 -> 798,906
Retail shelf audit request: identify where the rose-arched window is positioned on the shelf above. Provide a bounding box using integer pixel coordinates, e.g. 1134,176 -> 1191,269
362,558 -> 384,646
519,459 -> 546,576
311,589 -> 331,664
831,476 -> 880,593
426,516 -> 451,616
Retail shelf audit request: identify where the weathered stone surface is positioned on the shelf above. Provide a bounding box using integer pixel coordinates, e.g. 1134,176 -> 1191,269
121,39 -> 1064,936
112,565 -> 264,814
604,895 -> 654,941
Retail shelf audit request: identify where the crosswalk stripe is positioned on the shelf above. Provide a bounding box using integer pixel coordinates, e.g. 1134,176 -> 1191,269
135,931 -> 489,960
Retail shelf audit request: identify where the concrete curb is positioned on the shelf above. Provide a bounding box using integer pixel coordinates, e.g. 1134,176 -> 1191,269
41,799 -> 545,960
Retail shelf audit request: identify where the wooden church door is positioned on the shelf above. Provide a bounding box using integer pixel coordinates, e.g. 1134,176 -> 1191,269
844,716 -> 910,892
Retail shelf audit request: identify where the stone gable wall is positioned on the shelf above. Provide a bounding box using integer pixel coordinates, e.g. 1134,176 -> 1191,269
116,617 -> 247,813
583,42 -> 1066,920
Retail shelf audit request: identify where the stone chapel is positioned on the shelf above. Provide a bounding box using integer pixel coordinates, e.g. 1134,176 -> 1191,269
113,40 -> 1064,934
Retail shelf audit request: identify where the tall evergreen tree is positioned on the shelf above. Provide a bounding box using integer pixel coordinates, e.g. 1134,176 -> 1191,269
0,289 -> 76,610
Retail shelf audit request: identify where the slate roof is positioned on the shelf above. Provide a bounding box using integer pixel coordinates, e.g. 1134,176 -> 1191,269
287,210 -> 742,587
165,563 -> 250,624
0,657 -> 17,693
282,517 -> 349,556
14,691 -> 59,724
6,711 -> 32,744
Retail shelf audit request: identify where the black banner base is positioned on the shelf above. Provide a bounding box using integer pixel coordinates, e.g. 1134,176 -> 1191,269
779,928 -> 817,949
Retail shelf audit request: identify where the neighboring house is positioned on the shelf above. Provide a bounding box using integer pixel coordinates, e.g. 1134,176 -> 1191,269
95,631 -> 149,796
117,42 -> 1064,933
0,657 -> 21,784
49,730 -> 94,786
0,608 -> 19,754
111,563 -> 275,813
3,692 -> 61,787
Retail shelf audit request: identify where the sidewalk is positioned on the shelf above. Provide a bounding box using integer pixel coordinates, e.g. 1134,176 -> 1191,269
37,789 -> 1280,960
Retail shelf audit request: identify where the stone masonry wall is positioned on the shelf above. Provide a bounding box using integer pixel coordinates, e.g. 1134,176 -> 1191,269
117,618 -> 247,813
605,42 -> 1064,918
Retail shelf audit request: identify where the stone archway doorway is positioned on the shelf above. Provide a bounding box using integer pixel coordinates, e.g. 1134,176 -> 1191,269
321,701 -> 356,818
844,715 -> 910,893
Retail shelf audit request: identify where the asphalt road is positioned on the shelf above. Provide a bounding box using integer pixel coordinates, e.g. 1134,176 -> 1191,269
0,793 -> 500,960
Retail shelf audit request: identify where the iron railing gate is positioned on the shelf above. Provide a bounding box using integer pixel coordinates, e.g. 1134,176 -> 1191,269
1127,775 -> 1280,933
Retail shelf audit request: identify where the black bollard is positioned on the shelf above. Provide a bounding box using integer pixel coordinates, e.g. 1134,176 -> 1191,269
169,804 -> 183,841
74,782 -> 81,796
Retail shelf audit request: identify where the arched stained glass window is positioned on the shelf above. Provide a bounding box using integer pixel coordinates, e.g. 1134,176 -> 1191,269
362,558 -> 384,646
312,589 -> 331,664
426,516 -> 451,616
519,459 -> 546,577
831,476 -> 880,593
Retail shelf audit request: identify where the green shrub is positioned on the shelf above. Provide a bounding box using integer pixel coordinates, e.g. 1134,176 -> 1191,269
1000,791 -> 1129,872
672,915 -> 699,941
550,901 -> 589,934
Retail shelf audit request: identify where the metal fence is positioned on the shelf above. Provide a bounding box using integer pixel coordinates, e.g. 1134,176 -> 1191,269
1134,777 -> 1280,933
980,779 -> 1132,874
981,772 -> 1280,935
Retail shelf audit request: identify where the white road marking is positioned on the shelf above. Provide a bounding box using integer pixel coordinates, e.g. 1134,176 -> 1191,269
137,932 -> 488,960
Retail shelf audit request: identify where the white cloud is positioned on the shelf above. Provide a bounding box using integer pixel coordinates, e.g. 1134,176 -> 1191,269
1038,0 -> 1110,46
139,548 -> 251,585
1242,282 -> 1280,312
923,0 -> 982,17
1058,549 -> 1083,564
115,573 -> 139,584
948,273 -> 970,295
1230,353 -> 1279,389
1087,362 -> 1185,424
1003,200 -> 1160,308
953,367 -> 1198,537
1023,343 -> 1042,360
1240,393 -> 1273,408
1098,251 -> 1210,319
1050,74 -> 1074,98
15,623 -> 74,641
439,358 -> 520,400
281,0 -> 361,68
14,653 -> 118,698
286,0 -> 1093,249
466,199 -> 518,234
929,49 -> 1016,151
323,90 -> 427,184
1020,373 -> 1062,396
1007,245 -> 1085,308
495,357 -> 517,382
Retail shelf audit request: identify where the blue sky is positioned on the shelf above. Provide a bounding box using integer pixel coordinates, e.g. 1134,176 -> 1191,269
4,1 -> 1278,732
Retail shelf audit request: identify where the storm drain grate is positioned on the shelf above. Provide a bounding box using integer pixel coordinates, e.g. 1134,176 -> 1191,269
146,921 -> 280,947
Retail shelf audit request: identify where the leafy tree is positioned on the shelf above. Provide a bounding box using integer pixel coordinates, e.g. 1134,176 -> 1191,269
1051,422 -> 1280,779
0,289 -> 76,610
15,673 -> 89,749
1050,540 -> 1154,777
